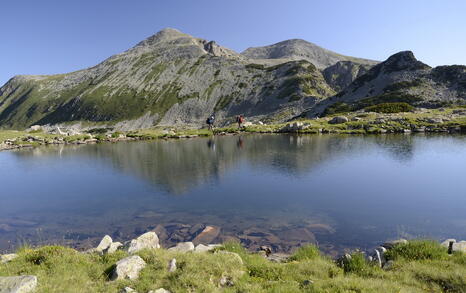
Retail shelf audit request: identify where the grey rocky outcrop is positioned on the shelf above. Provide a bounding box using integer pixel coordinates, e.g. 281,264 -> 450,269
329,116 -> 349,124
0,254 -> 18,264
441,239 -> 466,252
111,255 -> 146,280
127,232 -> 160,254
95,235 -> 113,253
194,244 -> 220,253
168,242 -> 195,253
0,276 -> 37,293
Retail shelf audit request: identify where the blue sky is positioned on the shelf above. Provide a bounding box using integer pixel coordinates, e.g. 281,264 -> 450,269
1,0 -> 465,85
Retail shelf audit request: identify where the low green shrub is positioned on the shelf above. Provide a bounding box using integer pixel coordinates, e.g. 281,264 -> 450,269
385,240 -> 448,261
364,102 -> 414,113
289,245 -> 321,261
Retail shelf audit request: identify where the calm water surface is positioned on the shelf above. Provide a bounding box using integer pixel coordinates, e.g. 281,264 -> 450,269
1,134 -> 465,255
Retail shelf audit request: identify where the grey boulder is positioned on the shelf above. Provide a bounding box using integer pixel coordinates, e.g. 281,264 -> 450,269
111,255 -> 146,280
0,275 -> 37,293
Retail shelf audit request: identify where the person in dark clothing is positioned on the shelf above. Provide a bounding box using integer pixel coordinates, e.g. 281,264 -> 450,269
236,115 -> 245,129
206,114 -> 215,131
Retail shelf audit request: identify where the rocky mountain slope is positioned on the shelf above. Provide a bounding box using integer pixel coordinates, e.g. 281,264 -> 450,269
0,28 -> 465,130
310,51 -> 466,116
242,39 -> 378,69
0,28 -> 338,130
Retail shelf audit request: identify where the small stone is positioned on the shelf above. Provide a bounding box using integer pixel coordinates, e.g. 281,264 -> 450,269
107,242 -> 123,254
0,254 -> 18,264
383,260 -> 395,270
96,235 -> 113,253
267,253 -> 290,263
0,275 -> 37,293
194,244 -> 220,253
329,116 -> 349,124
302,280 -> 314,286
168,258 -> 176,273
219,276 -> 234,287
127,232 -> 160,254
382,239 -> 408,249
120,287 -> 137,293
111,255 -> 146,280
168,242 -> 195,253
149,289 -> 171,293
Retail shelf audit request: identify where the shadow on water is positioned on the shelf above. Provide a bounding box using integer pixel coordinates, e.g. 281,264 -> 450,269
2,134 -> 466,255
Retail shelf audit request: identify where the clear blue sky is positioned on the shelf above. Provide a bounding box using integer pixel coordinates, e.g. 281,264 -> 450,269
1,0 -> 465,85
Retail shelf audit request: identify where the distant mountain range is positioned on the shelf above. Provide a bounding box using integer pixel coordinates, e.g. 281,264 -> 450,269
0,28 -> 464,130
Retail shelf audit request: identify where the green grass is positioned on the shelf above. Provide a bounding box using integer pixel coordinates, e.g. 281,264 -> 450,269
364,102 -> 414,113
0,241 -> 464,292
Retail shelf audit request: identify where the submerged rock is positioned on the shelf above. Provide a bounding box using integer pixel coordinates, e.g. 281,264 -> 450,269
193,226 -> 221,245
111,255 -> 146,280
127,232 -> 160,254
0,275 -> 37,293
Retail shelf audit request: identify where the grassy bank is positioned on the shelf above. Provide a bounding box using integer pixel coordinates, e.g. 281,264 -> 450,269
2,106 -> 466,152
1,240 -> 465,292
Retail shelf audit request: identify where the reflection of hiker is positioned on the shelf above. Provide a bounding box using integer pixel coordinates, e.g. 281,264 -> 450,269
207,139 -> 216,151
237,136 -> 244,149
206,114 -> 215,131
236,115 -> 245,129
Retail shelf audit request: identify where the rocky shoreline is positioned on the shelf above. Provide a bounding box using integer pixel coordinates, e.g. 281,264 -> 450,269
1,232 -> 465,293
2,107 -> 466,153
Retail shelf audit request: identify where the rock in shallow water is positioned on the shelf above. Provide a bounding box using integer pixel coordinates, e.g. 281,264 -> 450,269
192,226 -> 220,245
0,275 -> 37,293
111,255 -> 146,280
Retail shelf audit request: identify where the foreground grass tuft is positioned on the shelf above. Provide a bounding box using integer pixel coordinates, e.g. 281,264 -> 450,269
0,241 -> 465,292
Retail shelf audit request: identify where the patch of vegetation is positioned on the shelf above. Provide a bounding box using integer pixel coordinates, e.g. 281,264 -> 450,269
383,79 -> 424,92
143,63 -> 168,83
0,240 -> 464,292
288,245 -> 321,262
203,80 -> 223,99
364,102 -> 414,113
245,63 -> 265,71
323,102 -> 354,115
214,93 -> 236,111
385,240 -> 448,261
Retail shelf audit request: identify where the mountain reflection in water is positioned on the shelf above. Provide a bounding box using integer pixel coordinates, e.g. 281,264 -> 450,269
1,134 -> 466,256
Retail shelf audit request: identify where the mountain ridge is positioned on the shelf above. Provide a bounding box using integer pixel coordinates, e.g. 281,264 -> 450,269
0,28 -> 464,130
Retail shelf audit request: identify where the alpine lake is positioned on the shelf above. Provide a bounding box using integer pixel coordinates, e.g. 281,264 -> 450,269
1,133 -> 466,257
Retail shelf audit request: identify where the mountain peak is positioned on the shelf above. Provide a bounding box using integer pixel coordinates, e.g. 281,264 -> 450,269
242,39 -> 378,69
135,28 -> 191,47
383,51 -> 430,72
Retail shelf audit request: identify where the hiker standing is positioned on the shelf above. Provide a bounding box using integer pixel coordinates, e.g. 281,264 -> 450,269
236,114 -> 245,129
206,114 -> 215,131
